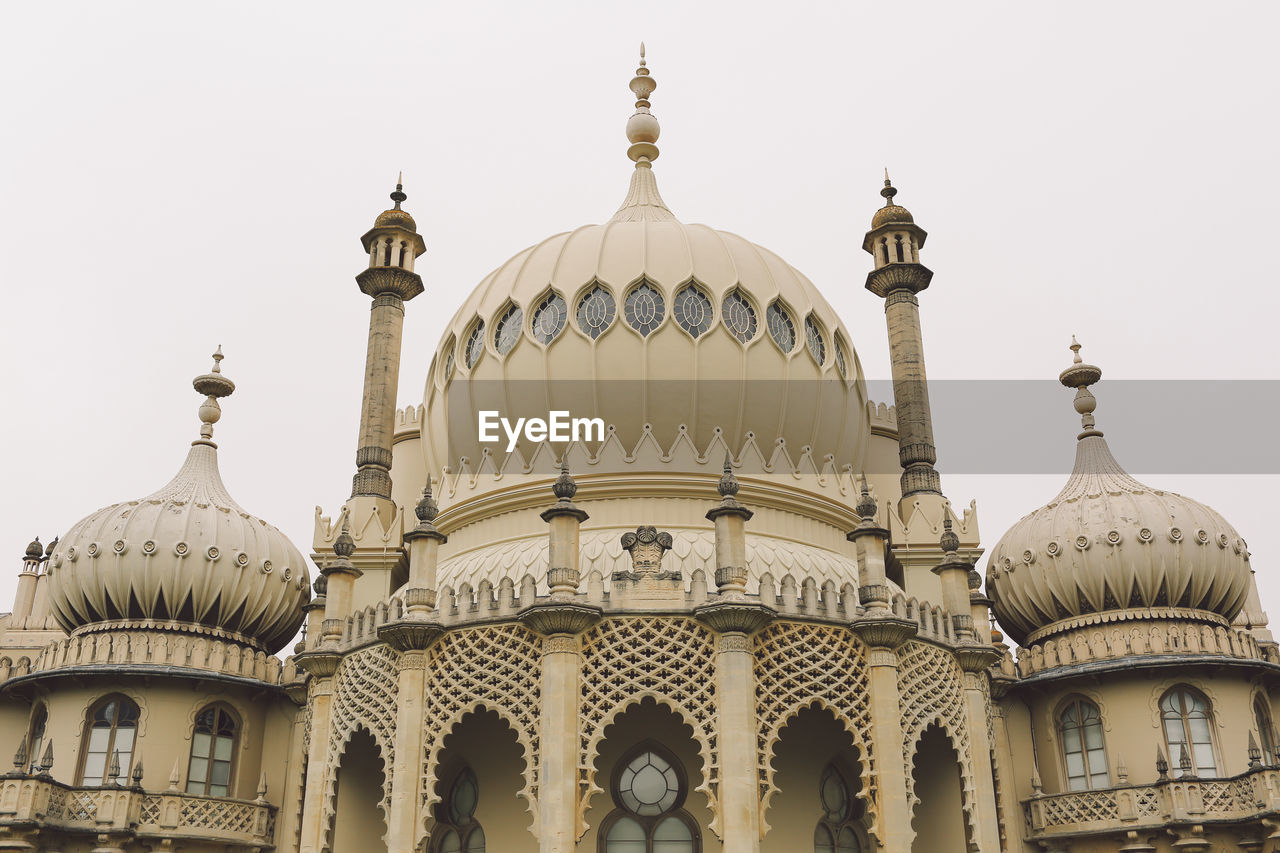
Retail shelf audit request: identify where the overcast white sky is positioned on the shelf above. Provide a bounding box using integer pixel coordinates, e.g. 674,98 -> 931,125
3,2 -> 1279,625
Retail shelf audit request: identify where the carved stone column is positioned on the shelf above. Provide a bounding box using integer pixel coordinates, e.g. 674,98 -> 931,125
695,602 -> 775,853
851,618 -> 917,853
955,646 -> 1003,853
294,651 -> 340,853
987,674 -> 1021,853
373,614 -> 440,850
520,604 -> 602,853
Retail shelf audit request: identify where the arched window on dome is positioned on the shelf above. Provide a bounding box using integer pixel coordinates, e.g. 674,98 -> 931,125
813,762 -> 864,853
766,301 -> 796,353
431,766 -> 485,853
77,695 -> 139,786
1057,696 -> 1108,791
531,291 -> 568,345
804,315 -> 827,365
464,320 -> 486,369
721,290 -> 758,343
1161,686 -> 1219,777
187,704 -> 239,796
494,303 -> 524,356
441,336 -> 456,383
1255,697 -> 1276,766
833,334 -> 849,380
673,284 -> 713,338
576,284 -> 617,340
25,703 -> 48,774
624,282 -> 666,337
599,742 -> 699,853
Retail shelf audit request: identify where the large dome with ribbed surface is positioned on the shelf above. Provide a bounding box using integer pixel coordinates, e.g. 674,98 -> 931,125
44,355 -> 309,653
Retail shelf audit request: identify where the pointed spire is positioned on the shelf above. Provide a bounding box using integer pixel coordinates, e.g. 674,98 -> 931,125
13,735 -> 27,772
1155,744 -> 1169,780
108,749 -> 121,784
855,476 -> 878,523
415,475 -> 439,524
881,169 -> 897,205
626,42 -> 660,165
390,174 -> 407,209
553,456 -> 578,501
192,347 -> 236,445
1058,336 -> 1104,438
1178,743 -> 1193,776
37,740 -> 53,775
131,756 -> 144,785
169,757 -> 182,790
717,453 -> 740,500
1116,753 -> 1128,784
256,772 -> 269,801
1249,731 -> 1262,768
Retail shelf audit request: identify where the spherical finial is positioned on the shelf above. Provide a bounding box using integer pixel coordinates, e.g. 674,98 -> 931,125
940,517 -> 960,554
390,173 -> 407,210
333,516 -> 355,558
193,347 -> 236,443
1058,336 -> 1104,436
626,43 -> 660,164
553,457 -> 578,501
415,475 -> 439,523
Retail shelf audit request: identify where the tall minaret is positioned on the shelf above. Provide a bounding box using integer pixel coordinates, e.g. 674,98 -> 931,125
862,173 -> 942,499
351,178 -> 427,505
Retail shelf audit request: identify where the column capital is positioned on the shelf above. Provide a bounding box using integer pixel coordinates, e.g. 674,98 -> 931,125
693,600 -> 776,635
954,642 -> 1002,674
850,614 -> 917,650
294,649 -> 341,679
519,601 -> 603,637
377,618 -> 445,652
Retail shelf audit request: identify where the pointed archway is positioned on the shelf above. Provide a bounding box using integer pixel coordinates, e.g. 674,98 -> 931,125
909,724 -> 967,852
331,728 -> 388,853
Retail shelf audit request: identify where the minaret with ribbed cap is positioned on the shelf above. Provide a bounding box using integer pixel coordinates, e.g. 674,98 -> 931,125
351,177 -> 427,503
862,173 -> 941,499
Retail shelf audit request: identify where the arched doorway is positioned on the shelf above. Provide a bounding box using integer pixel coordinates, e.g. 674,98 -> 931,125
909,724 -> 967,852
583,697 -> 716,852
762,704 -> 870,853
427,707 -> 534,852
331,728 -> 387,853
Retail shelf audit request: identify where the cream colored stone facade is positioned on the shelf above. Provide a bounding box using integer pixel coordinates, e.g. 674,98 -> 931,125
4,52 -> 1280,853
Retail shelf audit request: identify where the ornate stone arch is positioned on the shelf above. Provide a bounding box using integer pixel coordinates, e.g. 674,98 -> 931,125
753,622 -> 876,839
419,624 -> 542,846
321,724 -> 388,853
897,641 -> 979,846
578,617 -> 719,838
321,644 -> 399,850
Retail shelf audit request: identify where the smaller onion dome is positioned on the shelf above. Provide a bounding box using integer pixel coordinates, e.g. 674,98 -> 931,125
24,538 -> 43,560
45,349 -> 309,653
986,339 -> 1252,645
871,171 -> 914,228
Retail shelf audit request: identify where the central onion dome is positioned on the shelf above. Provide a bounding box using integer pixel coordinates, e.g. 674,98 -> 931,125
986,341 -> 1251,645
422,48 -> 870,482
45,351 -> 309,653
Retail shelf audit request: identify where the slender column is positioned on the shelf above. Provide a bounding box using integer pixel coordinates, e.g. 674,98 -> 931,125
988,696 -> 1022,853
954,647 -> 1003,853
351,292 -> 405,499
883,289 -> 940,497
387,649 -> 428,851
864,644 -> 913,853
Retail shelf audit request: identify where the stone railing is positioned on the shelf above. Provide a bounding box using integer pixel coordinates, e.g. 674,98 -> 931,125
308,567 -> 957,651
1024,768 -> 1280,840
1015,616 -> 1266,677
0,775 -> 276,849
2,627 -> 298,687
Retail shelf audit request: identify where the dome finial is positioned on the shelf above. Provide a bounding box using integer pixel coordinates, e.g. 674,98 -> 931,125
192,346 -> 236,444
626,42 -> 660,165
390,174 -> 407,210
1059,336 -> 1104,438
881,169 -> 898,205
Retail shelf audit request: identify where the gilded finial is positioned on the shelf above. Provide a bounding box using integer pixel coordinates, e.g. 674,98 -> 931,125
390,174 -> 407,209
626,43 -> 660,164
193,347 -> 235,444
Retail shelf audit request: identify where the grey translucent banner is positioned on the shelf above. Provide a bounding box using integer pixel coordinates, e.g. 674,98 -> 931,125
433,380 -> 1272,475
